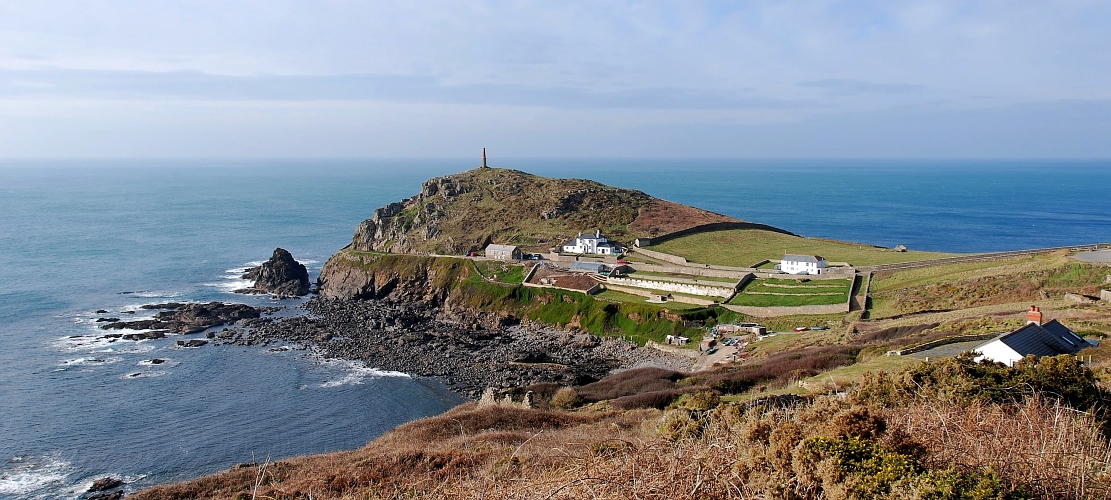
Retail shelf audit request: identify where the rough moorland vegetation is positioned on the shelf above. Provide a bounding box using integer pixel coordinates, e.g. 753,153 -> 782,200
133,353 -> 1111,499
348,167 -> 747,255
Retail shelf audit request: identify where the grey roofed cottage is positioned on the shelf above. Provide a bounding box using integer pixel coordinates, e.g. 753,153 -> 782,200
973,319 -> 1092,366
484,244 -> 522,260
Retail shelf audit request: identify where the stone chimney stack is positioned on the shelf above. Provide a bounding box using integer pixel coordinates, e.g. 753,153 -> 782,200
1026,305 -> 1043,325
596,229 -> 601,237
481,148 -> 488,168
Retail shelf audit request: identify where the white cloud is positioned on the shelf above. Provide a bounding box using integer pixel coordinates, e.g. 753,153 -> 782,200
0,1 -> 1109,157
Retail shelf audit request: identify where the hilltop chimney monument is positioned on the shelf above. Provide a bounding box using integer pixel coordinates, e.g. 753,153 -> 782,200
481,148 -> 488,168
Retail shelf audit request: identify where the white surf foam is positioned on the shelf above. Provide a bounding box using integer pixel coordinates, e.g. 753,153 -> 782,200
59,356 -> 122,368
132,290 -> 183,298
53,335 -> 116,352
204,278 -> 255,292
98,344 -> 156,355
0,455 -> 72,496
224,261 -> 264,275
121,370 -> 168,380
314,357 -> 409,388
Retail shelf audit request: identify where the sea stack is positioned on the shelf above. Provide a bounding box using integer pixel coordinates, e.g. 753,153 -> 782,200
240,248 -> 311,297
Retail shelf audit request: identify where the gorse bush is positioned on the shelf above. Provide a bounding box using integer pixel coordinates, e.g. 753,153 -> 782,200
854,352 -> 1106,411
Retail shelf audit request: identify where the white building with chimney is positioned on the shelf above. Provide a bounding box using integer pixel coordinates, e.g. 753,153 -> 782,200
973,306 -> 1092,366
562,230 -> 618,255
778,254 -> 827,275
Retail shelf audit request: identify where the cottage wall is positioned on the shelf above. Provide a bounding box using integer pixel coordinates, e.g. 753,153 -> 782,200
1101,289 -> 1111,302
973,340 -> 1023,366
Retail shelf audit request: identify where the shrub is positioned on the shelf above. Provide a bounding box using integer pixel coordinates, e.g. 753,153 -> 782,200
854,352 -> 1106,412
548,387 -> 583,410
669,390 -> 721,411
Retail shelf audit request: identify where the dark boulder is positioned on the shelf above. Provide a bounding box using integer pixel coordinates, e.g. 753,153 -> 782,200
239,248 -> 310,297
88,476 -> 122,492
176,339 -> 208,348
87,492 -> 123,500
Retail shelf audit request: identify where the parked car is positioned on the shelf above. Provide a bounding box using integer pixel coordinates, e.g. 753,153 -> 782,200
793,326 -> 808,332
616,259 -> 627,265
810,326 -> 830,331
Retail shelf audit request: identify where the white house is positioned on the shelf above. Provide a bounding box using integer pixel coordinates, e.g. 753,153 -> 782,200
778,254 -> 827,275
562,230 -> 618,255
484,244 -> 521,260
973,306 -> 1091,366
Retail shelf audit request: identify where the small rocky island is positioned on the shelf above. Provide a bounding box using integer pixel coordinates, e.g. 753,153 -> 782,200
236,247 -> 311,297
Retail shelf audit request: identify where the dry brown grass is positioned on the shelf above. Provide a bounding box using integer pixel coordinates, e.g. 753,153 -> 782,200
133,391 -> 1111,500
888,397 -> 1111,499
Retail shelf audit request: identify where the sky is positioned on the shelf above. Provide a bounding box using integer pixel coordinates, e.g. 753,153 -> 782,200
1,1 -> 1110,159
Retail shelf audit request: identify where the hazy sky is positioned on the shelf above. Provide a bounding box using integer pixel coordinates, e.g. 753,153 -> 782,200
1,1 -> 1109,158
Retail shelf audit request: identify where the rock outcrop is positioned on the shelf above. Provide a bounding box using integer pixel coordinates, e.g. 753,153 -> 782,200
99,302 -> 265,334
239,248 -> 310,297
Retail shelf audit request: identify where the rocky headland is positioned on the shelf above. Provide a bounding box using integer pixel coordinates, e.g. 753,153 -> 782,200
348,167 -> 747,255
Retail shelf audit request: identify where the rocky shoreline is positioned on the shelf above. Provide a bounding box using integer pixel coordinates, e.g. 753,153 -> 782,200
94,296 -> 695,399
238,298 -> 695,398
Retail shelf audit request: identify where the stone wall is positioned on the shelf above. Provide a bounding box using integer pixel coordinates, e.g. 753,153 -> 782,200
607,277 -> 734,298
1102,289 -> 1111,302
629,247 -> 691,265
603,284 -> 716,306
888,333 -> 998,356
720,302 -> 849,317
635,221 -> 796,247
629,262 -> 752,279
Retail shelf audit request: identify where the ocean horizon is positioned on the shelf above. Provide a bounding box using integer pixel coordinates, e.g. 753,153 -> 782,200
2,158 -> 1110,498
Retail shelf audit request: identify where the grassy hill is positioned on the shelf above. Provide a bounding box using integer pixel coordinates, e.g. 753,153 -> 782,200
349,167 -> 745,255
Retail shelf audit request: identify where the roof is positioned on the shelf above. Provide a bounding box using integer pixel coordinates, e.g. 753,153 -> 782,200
783,254 -> 825,263
979,320 -> 1091,358
485,244 -> 519,253
569,261 -> 609,273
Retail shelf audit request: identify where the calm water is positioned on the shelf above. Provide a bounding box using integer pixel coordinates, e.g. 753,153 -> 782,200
1,159 -> 1109,498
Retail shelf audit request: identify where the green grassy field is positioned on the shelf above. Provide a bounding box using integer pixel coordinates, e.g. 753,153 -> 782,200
647,229 -> 958,267
469,260 -> 527,284
729,277 -> 852,307
594,289 -> 708,309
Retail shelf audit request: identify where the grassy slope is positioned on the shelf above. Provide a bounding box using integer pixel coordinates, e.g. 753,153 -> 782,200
647,228 -> 957,267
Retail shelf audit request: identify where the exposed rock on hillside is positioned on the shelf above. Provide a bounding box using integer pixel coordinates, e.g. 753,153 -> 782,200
239,248 -> 310,297
348,168 -> 743,255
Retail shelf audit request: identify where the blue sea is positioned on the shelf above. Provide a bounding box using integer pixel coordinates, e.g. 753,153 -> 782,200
1,159 -> 1110,498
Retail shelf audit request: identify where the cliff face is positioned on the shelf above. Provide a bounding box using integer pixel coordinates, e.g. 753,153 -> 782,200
347,167 -> 740,255
317,253 -> 466,303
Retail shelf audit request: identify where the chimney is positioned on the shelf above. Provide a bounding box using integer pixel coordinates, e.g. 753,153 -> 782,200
481,148 -> 488,168
1026,306 -> 1043,325
596,229 -> 600,237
